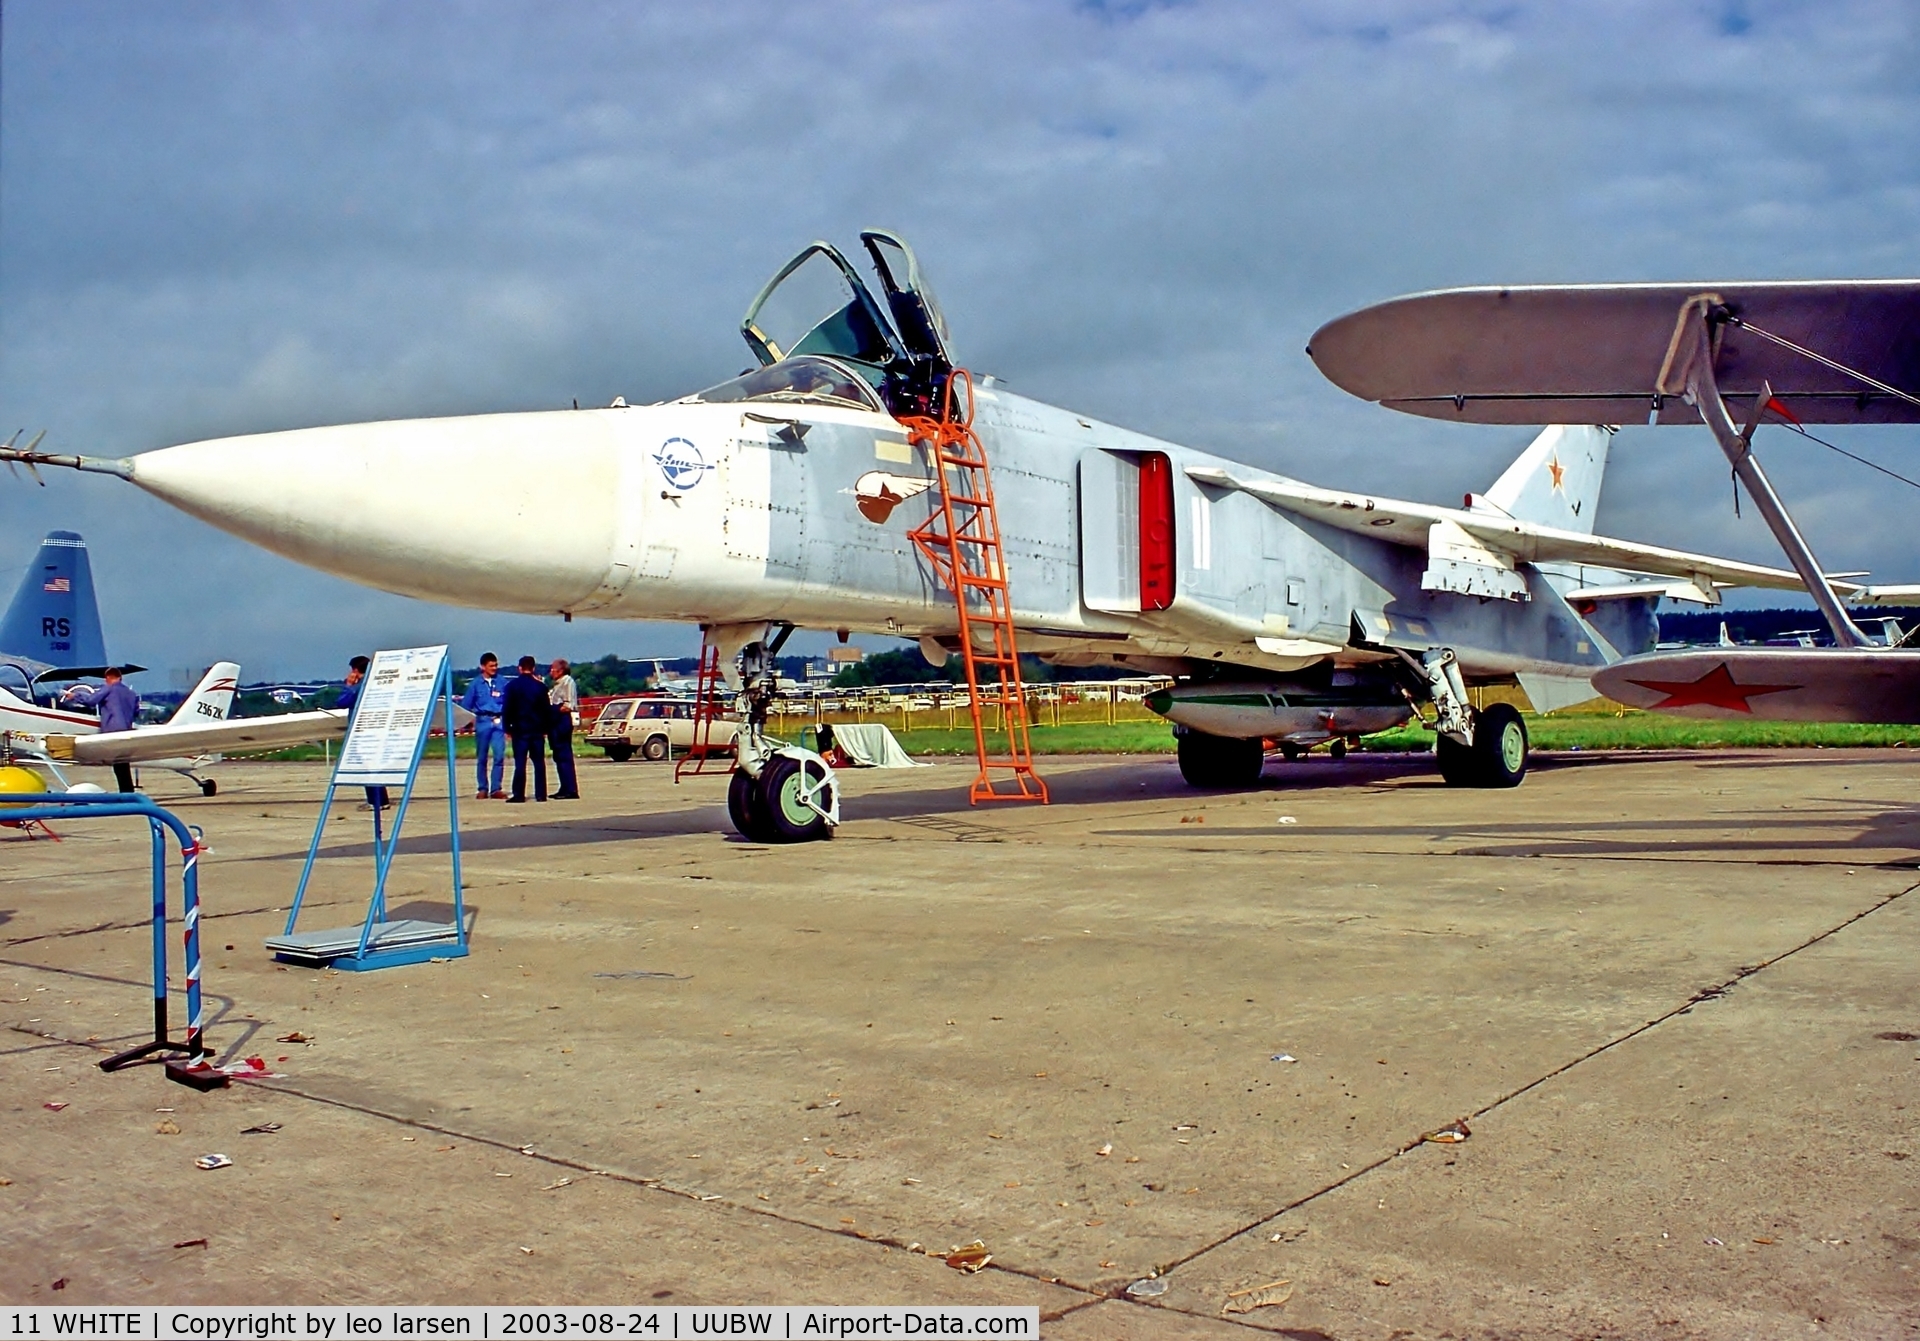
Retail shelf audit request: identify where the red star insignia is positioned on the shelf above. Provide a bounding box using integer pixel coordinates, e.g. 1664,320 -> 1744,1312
1625,663 -> 1797,713
1547,455 -> 1566,491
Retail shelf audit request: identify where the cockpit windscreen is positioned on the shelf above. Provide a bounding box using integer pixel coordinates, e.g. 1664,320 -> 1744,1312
687,357 -> 885,412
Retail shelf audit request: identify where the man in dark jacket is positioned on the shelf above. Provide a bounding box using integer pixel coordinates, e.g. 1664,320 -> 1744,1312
502,655 -> 551,803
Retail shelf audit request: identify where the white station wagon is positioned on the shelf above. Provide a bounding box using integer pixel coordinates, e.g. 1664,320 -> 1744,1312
586,697 -> 739,762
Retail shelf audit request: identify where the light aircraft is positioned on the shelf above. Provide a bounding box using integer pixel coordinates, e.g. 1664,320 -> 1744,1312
644,659 -> 701,694
1307,280 -> 1920,723
0,531 -> 348,792
263,683 -> 329,706
0,233 -> 1878,831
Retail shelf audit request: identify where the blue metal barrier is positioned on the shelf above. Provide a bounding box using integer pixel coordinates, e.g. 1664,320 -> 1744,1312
1,792 -> 212,1070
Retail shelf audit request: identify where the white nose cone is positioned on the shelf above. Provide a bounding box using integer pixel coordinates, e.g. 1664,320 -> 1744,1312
129,411 -> 626,613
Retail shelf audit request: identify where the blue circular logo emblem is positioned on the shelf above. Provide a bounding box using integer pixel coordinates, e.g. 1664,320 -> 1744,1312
653,437 -> 712,490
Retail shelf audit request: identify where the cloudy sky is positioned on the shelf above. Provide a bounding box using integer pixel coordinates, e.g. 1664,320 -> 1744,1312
3,0 -> 1918,682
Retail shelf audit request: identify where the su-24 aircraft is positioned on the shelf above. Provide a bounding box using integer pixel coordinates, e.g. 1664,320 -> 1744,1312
0,232 -> 1885,830
0,530 -> 348,793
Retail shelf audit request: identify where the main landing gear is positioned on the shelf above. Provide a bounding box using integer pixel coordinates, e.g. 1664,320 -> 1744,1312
1435,701 -> 1528,788
1415,649 -> 1527,788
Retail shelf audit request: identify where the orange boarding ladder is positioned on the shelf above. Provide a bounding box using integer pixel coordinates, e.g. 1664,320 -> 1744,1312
902,371 -> 1049,805
673,641 -> 734,781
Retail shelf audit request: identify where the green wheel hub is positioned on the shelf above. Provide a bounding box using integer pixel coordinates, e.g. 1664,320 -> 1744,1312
1499,720 -> 1526,772
774,770 -> 815,825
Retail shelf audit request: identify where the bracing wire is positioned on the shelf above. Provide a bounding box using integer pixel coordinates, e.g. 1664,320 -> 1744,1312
1710,311 -> 1920,493
1764,412 -> 1920,493
1729,315 -> 1920,413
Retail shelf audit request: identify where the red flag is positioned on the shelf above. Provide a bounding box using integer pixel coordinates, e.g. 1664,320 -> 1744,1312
1765,395 -> 1802,425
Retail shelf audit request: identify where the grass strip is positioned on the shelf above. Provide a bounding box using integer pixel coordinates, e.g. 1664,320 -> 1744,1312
227,713 -> 1920,763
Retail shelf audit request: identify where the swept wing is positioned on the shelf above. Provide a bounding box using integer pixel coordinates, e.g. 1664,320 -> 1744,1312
1186,464 -> 1830,596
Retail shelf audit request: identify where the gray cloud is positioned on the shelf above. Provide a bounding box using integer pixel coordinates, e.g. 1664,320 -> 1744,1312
3,0 -> 1918,680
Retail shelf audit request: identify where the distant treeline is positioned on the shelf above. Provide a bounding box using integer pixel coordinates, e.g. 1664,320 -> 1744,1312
1656,607 -> 1920,646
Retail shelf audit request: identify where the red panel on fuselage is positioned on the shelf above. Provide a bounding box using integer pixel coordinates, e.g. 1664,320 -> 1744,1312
1140,452 -> 1174,611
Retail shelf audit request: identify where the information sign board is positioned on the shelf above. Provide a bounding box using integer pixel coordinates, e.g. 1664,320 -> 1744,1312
271,643 -> 466,971
336,645 -> 447,785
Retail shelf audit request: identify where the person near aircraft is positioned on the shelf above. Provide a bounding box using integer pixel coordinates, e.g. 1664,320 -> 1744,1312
547,657 -> 579,800
61,666 -> 138,791
335,654 -> 390,811
459,652 -> 507,799
502,655 -> 551,803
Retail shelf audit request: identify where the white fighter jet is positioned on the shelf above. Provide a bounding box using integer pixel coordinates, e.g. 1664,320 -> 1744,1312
0,233 -> 1865,829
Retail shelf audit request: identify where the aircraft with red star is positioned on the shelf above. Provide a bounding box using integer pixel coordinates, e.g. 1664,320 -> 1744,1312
1310,279 -> 1920,725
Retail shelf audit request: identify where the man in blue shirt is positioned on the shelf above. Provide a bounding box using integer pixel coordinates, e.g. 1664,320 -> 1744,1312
458,652 -> 507,799
62,666 -> 140,792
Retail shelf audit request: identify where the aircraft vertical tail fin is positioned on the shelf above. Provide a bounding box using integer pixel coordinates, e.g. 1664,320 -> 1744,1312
0,531 -> 108,667
1473,425 -> 1612,535
168,662 -> 242,725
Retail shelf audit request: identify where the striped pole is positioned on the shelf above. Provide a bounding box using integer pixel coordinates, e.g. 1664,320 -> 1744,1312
181,832 -> 207,1058
148,820 -> 170,1045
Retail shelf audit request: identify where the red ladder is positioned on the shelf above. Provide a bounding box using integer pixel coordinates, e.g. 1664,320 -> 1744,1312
902,371 -> 1049,805
673,641 -> 735,781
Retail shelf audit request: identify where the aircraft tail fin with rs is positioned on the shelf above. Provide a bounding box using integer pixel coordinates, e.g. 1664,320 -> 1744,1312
0,530 -> 108,667
1473,424 -> 1612,536
167,662 -> 241,726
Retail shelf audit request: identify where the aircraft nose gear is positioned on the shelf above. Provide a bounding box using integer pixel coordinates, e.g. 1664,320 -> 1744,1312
724,626 -> 840,843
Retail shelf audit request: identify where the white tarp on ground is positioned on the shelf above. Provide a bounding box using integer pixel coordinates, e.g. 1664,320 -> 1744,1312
829,723 -> 924,768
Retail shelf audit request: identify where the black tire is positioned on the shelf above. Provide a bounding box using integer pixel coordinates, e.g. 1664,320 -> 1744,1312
1280,742 -> 1302,762
1176,730 -> 1265,789
1435,703 -> 1529,788
727,768 -> 778,842
1435,731 -> 1479,786
199,778 -> 218,797
1471,702 -> 1529,788
1329,740 -> 1347,760
603,742 -> 634,763
641,734 -> 669,762
758,755 -> 834,843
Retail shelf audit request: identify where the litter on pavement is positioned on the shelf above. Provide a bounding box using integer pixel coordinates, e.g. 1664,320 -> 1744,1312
1222,1279 -> 1293,1314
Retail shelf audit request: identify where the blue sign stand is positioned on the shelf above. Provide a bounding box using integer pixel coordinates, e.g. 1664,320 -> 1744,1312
268,648 -> 466,971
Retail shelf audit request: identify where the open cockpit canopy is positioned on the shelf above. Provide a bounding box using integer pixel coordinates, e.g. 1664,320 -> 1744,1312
739,230 -> 953,415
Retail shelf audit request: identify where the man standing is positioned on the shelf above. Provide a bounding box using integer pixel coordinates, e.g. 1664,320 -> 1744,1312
502,655 -> 551,803
335,655 -> 389,810
459,652 -> 507,799
547,658 -> 580,800
62,666 -> 139,792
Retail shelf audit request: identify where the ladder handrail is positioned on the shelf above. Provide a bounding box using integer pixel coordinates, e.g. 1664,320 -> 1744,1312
901,370 -> 1049,805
